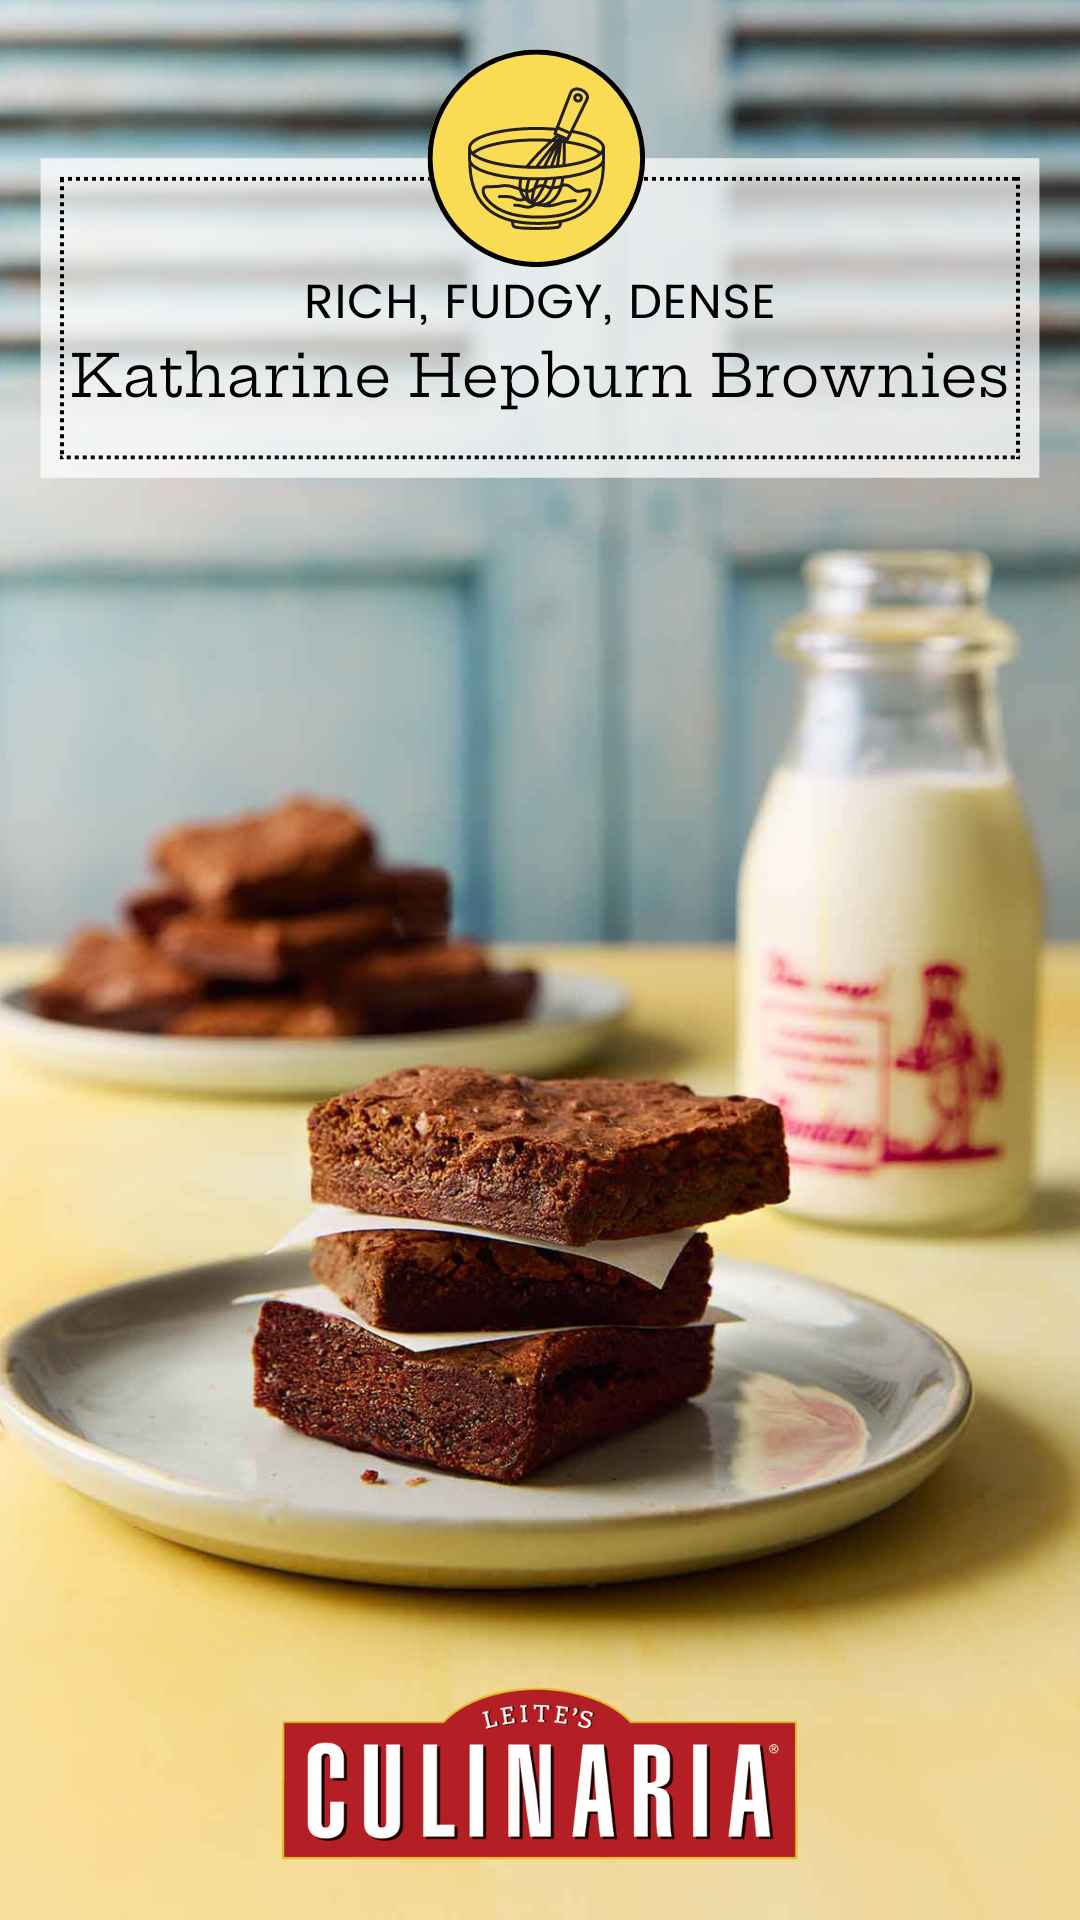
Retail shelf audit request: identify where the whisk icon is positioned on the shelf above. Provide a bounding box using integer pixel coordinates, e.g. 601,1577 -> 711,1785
518,88 -> 590,207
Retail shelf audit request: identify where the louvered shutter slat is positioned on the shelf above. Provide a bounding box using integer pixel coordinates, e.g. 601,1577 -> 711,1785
0,0 -> 466,364
732,1 -> 1080,359
0,51 -> 460,121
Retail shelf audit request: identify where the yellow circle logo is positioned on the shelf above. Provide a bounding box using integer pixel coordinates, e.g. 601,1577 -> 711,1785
428,50 -> 645,267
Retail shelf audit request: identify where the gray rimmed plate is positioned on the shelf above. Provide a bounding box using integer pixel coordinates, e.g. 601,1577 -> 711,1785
0,1250 -> 971,1587
0,969 -> 627,1096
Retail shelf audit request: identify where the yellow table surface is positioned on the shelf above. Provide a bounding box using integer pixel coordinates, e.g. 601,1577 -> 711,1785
2,944 -> 1077,1918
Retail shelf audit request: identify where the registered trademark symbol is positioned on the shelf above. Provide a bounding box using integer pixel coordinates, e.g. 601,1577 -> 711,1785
769,1744 -> 780,1754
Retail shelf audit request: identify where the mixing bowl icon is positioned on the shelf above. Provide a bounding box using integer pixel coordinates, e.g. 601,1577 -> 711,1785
468,128 -> 606,230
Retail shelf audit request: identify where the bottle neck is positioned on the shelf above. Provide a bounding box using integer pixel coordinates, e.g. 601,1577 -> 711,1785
783,660 -> 1009,779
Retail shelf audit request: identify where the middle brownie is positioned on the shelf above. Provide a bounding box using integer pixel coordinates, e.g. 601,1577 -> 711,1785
159,903 -> 446,984
311,1227 -> 713,1332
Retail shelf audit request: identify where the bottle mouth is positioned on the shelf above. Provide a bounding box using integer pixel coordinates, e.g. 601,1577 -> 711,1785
804,549 -> 991,614
779,549 -> 1016,667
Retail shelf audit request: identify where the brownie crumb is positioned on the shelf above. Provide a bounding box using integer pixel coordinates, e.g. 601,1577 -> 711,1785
360,1468 -> 383,1485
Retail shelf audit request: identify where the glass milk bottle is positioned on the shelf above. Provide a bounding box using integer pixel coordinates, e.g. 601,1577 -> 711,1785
737,550 -> 1042,1232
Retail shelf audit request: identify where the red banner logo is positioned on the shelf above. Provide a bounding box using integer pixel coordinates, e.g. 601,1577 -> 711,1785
285,1690 -> 795,1857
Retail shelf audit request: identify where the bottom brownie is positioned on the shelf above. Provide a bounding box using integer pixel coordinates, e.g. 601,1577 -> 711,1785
166,995 -> 358,1038
33,927 -> 200,1031
311,1228 -> 713,1332
357,966 -> 537,1034
331,946 -> 538,1034
253,1301 -> 714,1483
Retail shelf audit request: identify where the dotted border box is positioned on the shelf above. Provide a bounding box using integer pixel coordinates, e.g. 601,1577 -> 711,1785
56,172 -> 1025,464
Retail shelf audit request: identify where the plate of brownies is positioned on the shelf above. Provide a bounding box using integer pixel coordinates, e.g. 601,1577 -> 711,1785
0,797 -> 627,1094
0,1069 -> 972,1587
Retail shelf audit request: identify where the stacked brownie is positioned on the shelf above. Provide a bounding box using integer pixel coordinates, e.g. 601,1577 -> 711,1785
33,796 -> 537,1039
254,1066 -> 789,1482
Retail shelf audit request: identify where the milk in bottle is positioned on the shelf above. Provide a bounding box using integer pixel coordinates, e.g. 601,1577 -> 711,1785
737,551 -> 1042,1231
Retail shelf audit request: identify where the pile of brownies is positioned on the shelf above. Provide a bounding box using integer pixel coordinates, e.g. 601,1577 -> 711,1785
254,1066 -> 789,1482
34,796 -> 536,1039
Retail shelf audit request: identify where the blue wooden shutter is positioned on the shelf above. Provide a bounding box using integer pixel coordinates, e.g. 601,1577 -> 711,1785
0,2 -> 585,943
721,2 -> 1080,936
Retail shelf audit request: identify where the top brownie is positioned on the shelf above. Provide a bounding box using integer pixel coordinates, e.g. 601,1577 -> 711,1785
309,1066 -> 788,1244
152,795 -> 376,914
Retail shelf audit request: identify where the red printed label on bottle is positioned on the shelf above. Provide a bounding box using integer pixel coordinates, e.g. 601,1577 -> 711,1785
761,952 -> 1003,1173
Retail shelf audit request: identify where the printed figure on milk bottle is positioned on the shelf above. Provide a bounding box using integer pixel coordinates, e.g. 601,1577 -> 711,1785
737,550 -> 1042,1231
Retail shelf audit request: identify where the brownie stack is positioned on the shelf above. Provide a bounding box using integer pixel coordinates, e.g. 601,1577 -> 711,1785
33,796 -> 536,1038
254,1066 -> 789,1482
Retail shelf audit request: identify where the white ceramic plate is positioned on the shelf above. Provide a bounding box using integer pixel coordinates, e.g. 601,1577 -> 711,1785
0,971 -> 627,1096
0,1251 -> 971,1588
